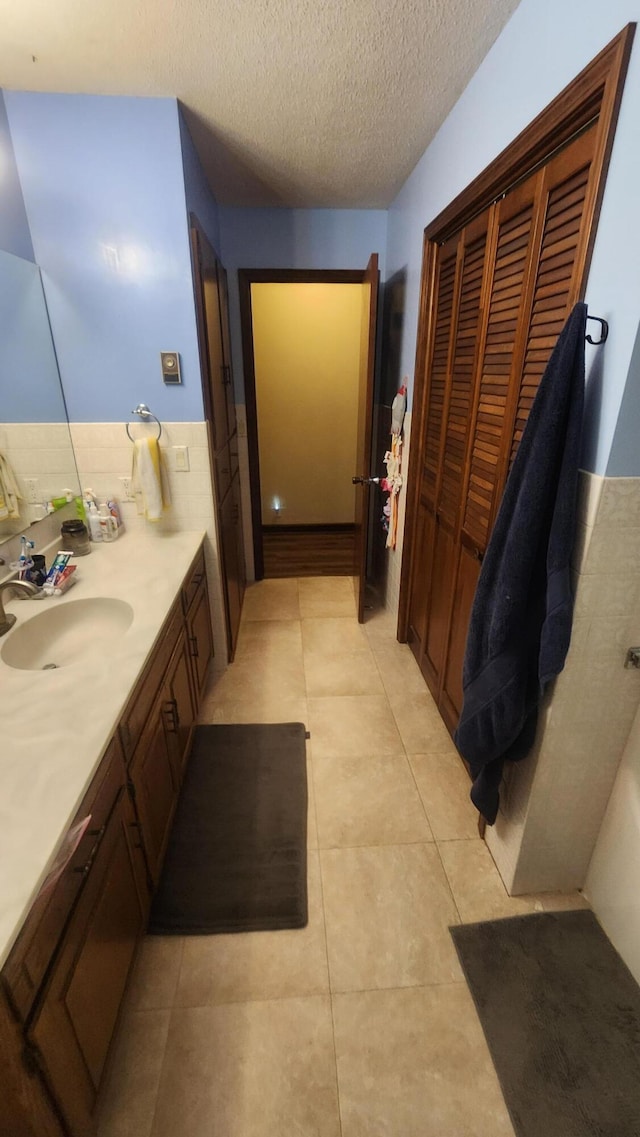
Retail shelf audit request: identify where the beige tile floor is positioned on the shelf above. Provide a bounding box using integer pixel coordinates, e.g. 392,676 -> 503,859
98,577 -> 589,1137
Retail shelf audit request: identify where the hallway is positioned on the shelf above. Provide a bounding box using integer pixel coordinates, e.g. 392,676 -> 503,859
98,577 -> 588,1137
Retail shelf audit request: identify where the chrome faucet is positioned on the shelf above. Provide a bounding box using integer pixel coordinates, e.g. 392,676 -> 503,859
0,579 -> 41,636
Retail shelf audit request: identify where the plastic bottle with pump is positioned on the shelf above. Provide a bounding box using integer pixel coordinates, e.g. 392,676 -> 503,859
87,501 -> 103,542
98,503 -> 118,541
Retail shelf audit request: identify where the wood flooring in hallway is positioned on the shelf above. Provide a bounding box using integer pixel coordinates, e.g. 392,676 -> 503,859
262,525 -> 355,577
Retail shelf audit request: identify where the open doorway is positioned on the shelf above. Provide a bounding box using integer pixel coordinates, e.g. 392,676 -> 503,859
239,267 -> 378,599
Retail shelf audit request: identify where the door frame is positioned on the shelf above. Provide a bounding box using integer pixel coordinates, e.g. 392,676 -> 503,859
238,267 -> 371,580
397,24 -> 634,644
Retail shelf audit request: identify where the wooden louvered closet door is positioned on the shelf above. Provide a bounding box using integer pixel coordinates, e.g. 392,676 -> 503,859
408,123 -> 598,731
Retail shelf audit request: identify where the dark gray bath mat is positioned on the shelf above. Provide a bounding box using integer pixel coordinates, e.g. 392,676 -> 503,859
148,723 -> 308,934
451,910 -> 640,1137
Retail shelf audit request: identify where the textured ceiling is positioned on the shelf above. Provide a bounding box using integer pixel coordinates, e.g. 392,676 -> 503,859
0,0 -> 520,207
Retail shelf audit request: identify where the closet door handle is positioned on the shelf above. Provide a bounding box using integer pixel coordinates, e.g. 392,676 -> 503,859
352,476 -> 380,485
163,699 -> 179,733
189,635 -> 199,659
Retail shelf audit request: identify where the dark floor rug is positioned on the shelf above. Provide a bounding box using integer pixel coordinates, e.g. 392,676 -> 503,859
451,910 -> 640,1137
148,723 -> 308,935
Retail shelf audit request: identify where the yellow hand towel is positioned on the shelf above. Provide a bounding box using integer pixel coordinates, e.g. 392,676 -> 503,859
0,451 -> 22,520
131,437 -> 168,521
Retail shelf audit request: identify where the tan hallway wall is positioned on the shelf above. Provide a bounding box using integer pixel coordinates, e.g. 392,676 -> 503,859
251,282 -> 363,525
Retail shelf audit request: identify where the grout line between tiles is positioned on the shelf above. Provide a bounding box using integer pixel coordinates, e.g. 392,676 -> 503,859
302,675 -> 344,1137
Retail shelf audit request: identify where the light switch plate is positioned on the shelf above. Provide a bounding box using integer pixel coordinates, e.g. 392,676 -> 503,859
173,445 -> 190,472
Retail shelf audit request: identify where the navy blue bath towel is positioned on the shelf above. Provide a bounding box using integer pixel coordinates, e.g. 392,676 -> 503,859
454,303 -> 587,823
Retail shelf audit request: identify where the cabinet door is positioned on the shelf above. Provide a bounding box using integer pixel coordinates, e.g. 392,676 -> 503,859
28,791 -> 146,1137
163,633 -> 196,786
188,579 -> 214,701
192,225 -> 235,452
128,705 -> 177,887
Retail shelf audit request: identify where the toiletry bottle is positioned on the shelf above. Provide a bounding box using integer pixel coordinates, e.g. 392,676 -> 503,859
98,504 -> 117,542
107,498 -> 122,528
87,502 -> 103,541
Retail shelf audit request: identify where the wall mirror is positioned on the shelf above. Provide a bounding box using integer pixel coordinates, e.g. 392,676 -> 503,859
0,249 -> 81,546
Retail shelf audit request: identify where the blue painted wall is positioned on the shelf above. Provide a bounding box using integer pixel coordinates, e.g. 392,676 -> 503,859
219,206 -> 388,400
0,92 -> 34,262
385,0 -> 640,476
4,92 -> 204,423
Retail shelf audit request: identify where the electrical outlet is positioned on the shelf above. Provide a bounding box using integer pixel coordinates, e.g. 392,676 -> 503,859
119,476 -> 135,502
24,478 -> 39,504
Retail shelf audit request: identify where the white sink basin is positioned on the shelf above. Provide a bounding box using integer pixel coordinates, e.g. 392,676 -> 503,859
1,597 -> 134,671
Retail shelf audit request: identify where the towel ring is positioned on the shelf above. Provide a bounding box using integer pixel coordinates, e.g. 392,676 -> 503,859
126,404 -> 162,442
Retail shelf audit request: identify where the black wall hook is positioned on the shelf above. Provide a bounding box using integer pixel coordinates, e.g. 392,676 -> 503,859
586,315 -> 609,345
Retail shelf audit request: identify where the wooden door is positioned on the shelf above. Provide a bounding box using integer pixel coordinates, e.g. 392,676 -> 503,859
192,226 -> 231,452
440,128 -> 598,727
400,30 -> 633,736
353,253 -> 379,622
191,216 -> 246,660
404,119 -> 602,735
218,263 -> 237,440
413,216 -> 490,693
220,472 -> 244,649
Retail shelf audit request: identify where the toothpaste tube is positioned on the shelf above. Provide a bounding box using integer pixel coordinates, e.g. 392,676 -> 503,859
45,551 -> 73,587
43,564 -> 77,596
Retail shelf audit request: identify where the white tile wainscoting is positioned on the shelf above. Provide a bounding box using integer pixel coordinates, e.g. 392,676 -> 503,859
69,421 -> 227,669
486,471 -> 640,894
0,422 -> 79,529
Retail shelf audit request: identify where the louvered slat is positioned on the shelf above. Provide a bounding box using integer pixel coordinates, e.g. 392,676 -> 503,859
437,226 -> 488,525
461,194 -> 535,550
509,131 -> 595,464
421,244 -> 457,506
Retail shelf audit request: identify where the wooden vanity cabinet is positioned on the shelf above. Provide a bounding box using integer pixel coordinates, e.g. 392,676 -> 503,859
127,699 -> 178,889
184,553 -> 214,702
0,542 -> 214,1137
1,734 -> 148,1137
27,787 -> 147,1137
163,631 -> 196,786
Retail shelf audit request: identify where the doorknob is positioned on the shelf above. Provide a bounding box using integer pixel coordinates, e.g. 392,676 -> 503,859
352,476 -> 380,485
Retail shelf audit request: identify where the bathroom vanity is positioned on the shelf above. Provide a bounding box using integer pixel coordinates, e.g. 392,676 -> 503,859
0,530 -> 213,1137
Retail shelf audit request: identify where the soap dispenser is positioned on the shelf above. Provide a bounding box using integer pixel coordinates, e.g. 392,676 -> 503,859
87,501 -> 103,542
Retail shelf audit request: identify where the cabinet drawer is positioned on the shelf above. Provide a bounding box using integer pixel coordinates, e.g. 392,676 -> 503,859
119,599 -> 183,760
3,736 -> 124,1022
181,547 -> 206,615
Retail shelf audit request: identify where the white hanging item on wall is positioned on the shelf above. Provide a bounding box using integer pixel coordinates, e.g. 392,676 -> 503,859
381,381 -> 407,549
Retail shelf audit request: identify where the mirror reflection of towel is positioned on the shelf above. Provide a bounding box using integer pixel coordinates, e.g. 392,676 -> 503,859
131,437 -> 169,521
0,451 -> 22,520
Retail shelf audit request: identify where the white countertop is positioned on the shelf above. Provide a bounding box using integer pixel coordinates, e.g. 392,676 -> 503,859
0,528 -> 206,968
